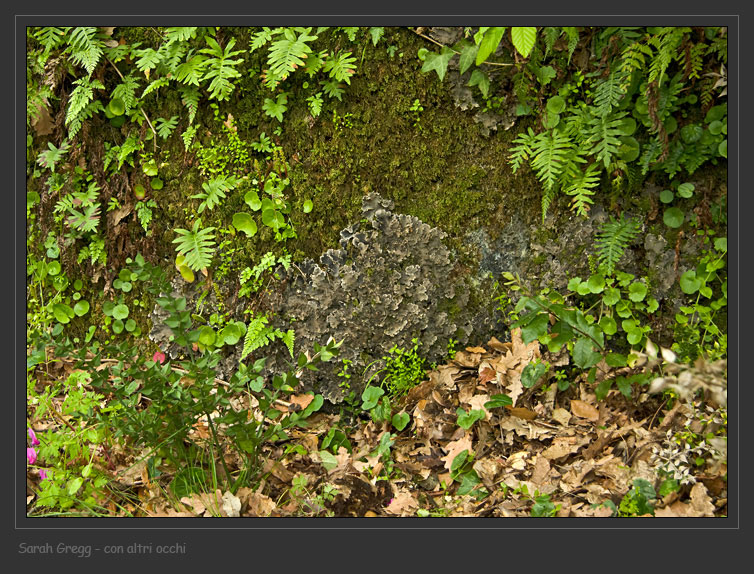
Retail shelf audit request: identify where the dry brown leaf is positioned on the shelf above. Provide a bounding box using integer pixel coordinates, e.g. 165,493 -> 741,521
487,337 -> 511,353
385,490 -> 419,516
478,366 -> 497,385
327,446 -> 353,476
237,488 -> 276,516
465,346 -> 488,354
441,433 -> 473,471
506,371 -> 524,407
453,350 -> 482,368
505,406 -> 537,420
507,451 -> 529,471
552,407 -> 572,426
430,365 -> 459,391
31,103 -> 54,136
570,399 -> 600,421
530,455 -> 551,486
289,393 -> 314,411
541,435 -> 591,461
262,458 -> 294,483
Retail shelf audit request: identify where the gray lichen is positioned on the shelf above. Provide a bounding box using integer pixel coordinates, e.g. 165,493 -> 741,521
269,192 -> 469,403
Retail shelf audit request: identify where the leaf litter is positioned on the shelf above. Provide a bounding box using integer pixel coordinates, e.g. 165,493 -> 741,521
27,329 -> 726,518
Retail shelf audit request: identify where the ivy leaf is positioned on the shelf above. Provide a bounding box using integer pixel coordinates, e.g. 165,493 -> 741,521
475,27 -> 506,65
459,43 -> 479,75
421,46 -> 454,82
468,69 -> 490,98
511,27 -> 537,59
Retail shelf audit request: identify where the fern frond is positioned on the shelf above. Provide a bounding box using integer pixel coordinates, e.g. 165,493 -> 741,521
543,27 -> 559,58
241,314 -> 271,360
142,76 -> 170,98
639,138 -> 664,175
34,27 -> 68,53
647,27 -> 689,86
586,111 -> 626,169
265,27 -> 317,88
563,162 -> 601,217
278,329 -> 295,358
157,40 -> 187,75
250,27 -> 274,53
111,74 -> 140,114
529,129 -> 573,191
619,42 -> 653,90
191,175 -> 237,212
172,220 -> 216,271
595,215 -> 640,275
175,53 -> 207,86
200,36 -> 245,101
164,27 -> 197,44
134,47 -> 163,74
178,85 -> 200,124
563,26 -> 579,63
592,70 -> 626,117
507,127 -> 537,172
67,27 -> 104,76
541,187 -> 557,223
66,77 -> 104,138
324,51 -> 357,84
154,116 -> 179,140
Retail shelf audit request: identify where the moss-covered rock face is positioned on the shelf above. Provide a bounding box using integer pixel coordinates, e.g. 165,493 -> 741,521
268,193 -> 470,403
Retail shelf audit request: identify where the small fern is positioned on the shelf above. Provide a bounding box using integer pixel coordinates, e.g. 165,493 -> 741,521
241,313 -> 271,360
529,129 -> 574,192
67,26 -> 105,76
264,27 -> 317,89
175,52 -> 207,86
595,216 -> 641,275
111,74 -> 140,114
154,115 -> 179,140
66,76 -> 104,138
563,162 -> 601,217
323,51 -> 357,84
191,175 -> 237,212
178,85 -> 200,124
592,70 -> 626,117
172,220 -> 216,271
200,36 -> 245,101
508,127 -> 537,173
586,111 -> 626,169
241,314 -> 295,360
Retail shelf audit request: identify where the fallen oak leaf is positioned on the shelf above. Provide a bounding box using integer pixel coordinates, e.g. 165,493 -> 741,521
441,433 -> 473,471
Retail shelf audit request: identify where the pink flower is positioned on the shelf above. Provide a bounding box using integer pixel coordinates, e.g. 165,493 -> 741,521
27,448 -> 37,465
28,428 -> 40,446
39,469 -> 48,481
153,350 -> 166,364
